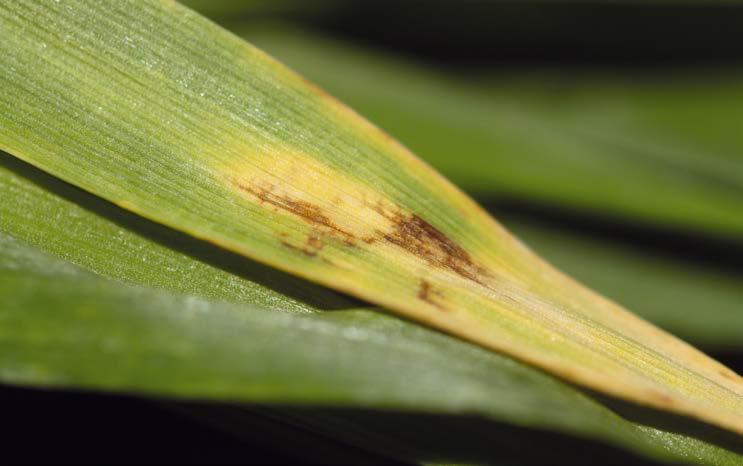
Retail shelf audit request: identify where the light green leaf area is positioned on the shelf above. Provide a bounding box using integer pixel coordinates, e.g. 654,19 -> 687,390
240,27 -> 743,239
0,231 -> 742,466
2,1 -> 742,433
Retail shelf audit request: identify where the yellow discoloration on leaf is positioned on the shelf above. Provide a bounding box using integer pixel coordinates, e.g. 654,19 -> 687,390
223,148 -> 394,247
221,147 -> 502,295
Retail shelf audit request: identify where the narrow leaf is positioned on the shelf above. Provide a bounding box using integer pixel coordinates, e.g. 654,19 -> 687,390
0,0 -> 741,435
4,150 -> 742,352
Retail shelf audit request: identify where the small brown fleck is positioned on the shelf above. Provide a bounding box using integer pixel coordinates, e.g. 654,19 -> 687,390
418,279 -> 448,310
306,231 -> 324,252
280,240 -> 317,257
647,390 -> 675,406
279,230 -> 326,257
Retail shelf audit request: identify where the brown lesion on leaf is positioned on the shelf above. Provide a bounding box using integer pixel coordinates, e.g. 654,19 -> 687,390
279,230 -> 325,257
280,239 -> 315,257
235,182 -> 358,246
234,179 -> 488,286
418,279 -> 448,311
374,205 -> 490,285
644,389 -> 676,407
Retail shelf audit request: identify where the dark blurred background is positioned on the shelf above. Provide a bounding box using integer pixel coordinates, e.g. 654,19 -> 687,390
189,0 -> 743,66
6,1 -> 743,464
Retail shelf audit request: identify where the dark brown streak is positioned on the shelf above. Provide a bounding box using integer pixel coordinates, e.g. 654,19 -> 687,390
280,240 -> 317,257
418,279 -> 448,311
236,183 -> 357,245
237,182 -> 487,285
382,212 -> 489,285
